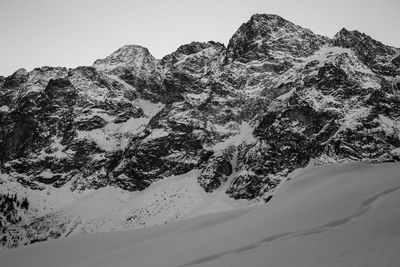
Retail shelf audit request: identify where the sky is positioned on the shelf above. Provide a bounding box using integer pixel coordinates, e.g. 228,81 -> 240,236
0,0 -> 399,76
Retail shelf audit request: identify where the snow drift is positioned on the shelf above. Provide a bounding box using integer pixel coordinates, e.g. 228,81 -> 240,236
1,162 -> 400,267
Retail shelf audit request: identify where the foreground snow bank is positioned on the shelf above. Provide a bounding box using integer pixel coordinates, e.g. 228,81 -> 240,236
2,162 -> 400,267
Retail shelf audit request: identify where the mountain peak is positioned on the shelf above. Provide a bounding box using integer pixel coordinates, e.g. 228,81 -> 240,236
332,27 -> 392,50
116,44 -> 151,55
227,14 -> 328,62
93,44 -> 157,72
248,13 -> 288,27
13,68 -> 28,76
332,27 -> 399,75
333,28 -> 365,43
173,41 -> 225,56
3,68 -> 28,88
231,13 -> 291,40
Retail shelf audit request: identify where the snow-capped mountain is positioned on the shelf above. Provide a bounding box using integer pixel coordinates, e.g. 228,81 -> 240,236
0,14 -> 399,248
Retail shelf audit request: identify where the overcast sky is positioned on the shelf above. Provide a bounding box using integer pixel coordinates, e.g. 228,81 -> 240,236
0,0 -> 399,76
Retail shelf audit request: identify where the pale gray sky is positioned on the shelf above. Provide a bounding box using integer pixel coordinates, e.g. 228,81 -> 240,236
0,0 -> 399,76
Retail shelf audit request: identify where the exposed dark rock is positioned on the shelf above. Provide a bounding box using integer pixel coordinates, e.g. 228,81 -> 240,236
392,54 -> 400,67
332,28 -> 399,76
114,106 -> 143,123
198,153 -> 233,193
76,116 -> 107,131
227,14 -> 328,63
113,122 -> 206,190
226,173 -> 280,200
3,69 -> 28,88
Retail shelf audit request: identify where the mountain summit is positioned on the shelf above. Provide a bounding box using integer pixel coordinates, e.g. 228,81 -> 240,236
93,44 -> 158,72
227,14 -> 329,62
0,14 -> 399,248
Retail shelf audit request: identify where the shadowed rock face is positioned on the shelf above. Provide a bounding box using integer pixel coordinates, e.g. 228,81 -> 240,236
332,28 -> 400,76
198,152 -> 233,193
392,54 -> 400,67
3,68 -> 29,89
0,14 -> 400,247
227,14 -> 329,63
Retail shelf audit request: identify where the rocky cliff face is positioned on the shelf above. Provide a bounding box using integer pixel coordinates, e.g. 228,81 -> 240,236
1,14 -> 399,248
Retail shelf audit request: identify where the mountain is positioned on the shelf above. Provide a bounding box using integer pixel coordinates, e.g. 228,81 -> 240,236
0,13 -> 399,248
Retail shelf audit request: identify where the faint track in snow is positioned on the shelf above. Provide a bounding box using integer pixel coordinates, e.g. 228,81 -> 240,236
177,184 -> 400,267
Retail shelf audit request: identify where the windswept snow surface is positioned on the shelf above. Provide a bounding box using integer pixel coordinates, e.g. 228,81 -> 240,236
2,162 -> 400,267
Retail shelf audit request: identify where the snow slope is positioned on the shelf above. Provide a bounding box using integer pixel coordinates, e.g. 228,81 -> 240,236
0,168 -> 251,243
1,162 -> 400,267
